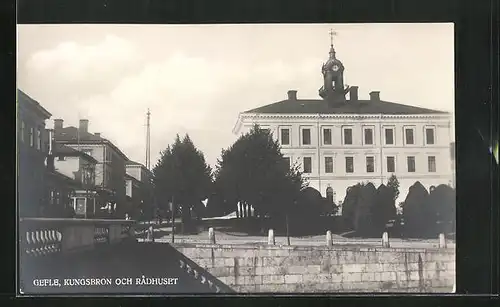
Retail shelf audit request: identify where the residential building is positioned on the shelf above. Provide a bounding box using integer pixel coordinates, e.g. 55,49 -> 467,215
125,161 -> 154,218
17,90 -> 51,217
53,119 -> 128,214
233,40 -> 454,204
48,139 -> 98,217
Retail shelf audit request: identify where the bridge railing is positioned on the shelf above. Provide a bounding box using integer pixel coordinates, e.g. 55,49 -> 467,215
19,218 -> 137,257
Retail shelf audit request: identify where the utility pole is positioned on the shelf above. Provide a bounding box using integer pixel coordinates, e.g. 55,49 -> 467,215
171,196 -> 175,243
146,108 -> 151,170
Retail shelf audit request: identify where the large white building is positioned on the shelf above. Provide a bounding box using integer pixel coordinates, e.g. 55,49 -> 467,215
233,39 -> 454,204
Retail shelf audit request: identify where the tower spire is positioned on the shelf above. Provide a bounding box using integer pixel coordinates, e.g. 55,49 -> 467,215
145,108 -> 151,170
328,28 -> 337,59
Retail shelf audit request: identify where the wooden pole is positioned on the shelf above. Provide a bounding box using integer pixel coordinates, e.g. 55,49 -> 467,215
286,213 -> 290,246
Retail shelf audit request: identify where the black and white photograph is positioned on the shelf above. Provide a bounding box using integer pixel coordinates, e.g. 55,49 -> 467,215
17,23 -> 456,294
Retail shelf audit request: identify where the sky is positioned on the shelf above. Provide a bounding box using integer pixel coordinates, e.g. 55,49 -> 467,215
17,23 -> 455,169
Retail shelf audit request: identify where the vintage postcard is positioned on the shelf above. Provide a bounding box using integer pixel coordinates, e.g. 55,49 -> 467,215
17,23 -> 455,295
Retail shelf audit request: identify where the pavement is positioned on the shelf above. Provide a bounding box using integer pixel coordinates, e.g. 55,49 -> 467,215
140,225 -> 456,249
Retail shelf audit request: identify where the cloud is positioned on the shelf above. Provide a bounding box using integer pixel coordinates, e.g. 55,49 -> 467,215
22,35 -> 318,168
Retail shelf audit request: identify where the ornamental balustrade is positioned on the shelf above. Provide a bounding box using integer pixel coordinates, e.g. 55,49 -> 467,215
19,218 -> 136,257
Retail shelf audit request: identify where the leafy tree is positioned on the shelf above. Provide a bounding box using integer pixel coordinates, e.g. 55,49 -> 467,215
341,183 -> 364,230
372,184 -> 397,235
387,174 -> 400,201
428,184 -> 456,234
353,183 -> 378,236
153,134 -> 213,233
402,181 -> 431,238
213,124 -> 307,222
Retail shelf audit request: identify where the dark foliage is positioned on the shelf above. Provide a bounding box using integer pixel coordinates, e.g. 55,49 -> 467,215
213,124 -> 307,219
428,184 -> 456,234
372,184 -> 397,235
402,181 -> 432,238
152,134 -> 213,233
353,183 -> 377,236
341,183 -> 364,229
387,174 -> 400,201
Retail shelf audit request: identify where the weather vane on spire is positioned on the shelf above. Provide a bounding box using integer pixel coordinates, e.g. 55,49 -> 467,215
329,28 -> 337,46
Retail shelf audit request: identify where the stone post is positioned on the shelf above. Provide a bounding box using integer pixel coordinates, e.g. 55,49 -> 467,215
147,225 -> 155,242
382,231 -> 389,248
268,229 -> 275,245
439,233 -> 447,248
326,230 -> 333,246
208,227 -> 216,244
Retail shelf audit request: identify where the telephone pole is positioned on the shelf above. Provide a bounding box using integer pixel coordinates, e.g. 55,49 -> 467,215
145,108 -> 151,170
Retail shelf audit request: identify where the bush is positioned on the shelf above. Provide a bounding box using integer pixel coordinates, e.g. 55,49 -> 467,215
428,184 -> 456,234
372,184 -> 397,235
353,183 -> 377,236
402,181 -> 431,238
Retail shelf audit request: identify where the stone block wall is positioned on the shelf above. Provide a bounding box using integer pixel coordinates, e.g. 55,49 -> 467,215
172,244 -> 455,293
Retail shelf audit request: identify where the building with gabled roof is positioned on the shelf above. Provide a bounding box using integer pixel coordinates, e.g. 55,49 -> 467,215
53,119 -> 128,215
233,35 -> 454,204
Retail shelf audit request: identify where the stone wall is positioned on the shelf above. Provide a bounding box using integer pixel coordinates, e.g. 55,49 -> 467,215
172,244 -> 455,293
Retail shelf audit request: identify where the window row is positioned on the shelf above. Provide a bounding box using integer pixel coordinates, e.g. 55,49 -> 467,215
278,126 -> 436,146
284,155 -> 437,174
19,120 -> 43,151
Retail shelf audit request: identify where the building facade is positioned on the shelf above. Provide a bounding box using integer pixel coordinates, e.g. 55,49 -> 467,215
125,161 -> 154,218
233,41 -> 453,204
53,119 -> 128,213
17,90 -> 52,217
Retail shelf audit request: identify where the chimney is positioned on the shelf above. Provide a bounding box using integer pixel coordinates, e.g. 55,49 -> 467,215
54,119 -> 63,131
79,119 -> 89,134
287,90 -> 298,100
349,86 -> 359,101
94,132 -> 101,138
369,91 -> 380,101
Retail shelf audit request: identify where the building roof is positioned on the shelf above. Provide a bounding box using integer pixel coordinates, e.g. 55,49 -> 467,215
17,89 -> 52,119
243,98 -> 449,115
54,126 -> 129,160
54,143 -> 98,164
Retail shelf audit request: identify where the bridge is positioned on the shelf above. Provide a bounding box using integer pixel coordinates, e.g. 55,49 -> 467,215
18,218 -> 234,295
18,218 -> 455,294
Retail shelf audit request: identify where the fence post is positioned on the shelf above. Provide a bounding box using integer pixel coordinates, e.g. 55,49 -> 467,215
268,229 -> 275,245
382,231 -> 390,248
208,227 -> 216,244
326,230 -> 333,246
438,233 -> 447,248
147,225 -> 155,242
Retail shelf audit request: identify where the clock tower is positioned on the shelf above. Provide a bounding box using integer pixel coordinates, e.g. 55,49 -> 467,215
319,29 -> 350,103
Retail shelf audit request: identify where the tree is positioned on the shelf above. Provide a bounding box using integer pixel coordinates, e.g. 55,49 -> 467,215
353,183 -> 378,236
428,184 -> 456,234
402,181 -> 431,238
341,183 -> 364,230
153,134 -> 213,233
372,184 -> 397,235
387,174 -> 400,201
213,124 -> 307,226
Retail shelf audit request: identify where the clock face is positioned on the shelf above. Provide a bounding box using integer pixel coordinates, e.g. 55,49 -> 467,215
332,65 -> 339,72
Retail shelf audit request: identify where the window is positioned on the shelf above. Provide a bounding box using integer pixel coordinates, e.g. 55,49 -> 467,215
405,128 -> 415,145
345,157 -> 354,173
428,156 -> 436,172
280,128 -> 290,145
364,128 -> 374,145
425,128 -> 435,145
323,128 -> 332,145
386,156 -> 395,173
303,157 -> 312,173
20,121 -> 25,142
407,156 -> 416,172
36,129 -> 41,150
343,128 -> 353,145
325,157 -> 334,173
366,156 -> 375,173
385,128 -> 394,145
29,127 -> 34,147
283,156 -> 291,167
302,128 -> 311,145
